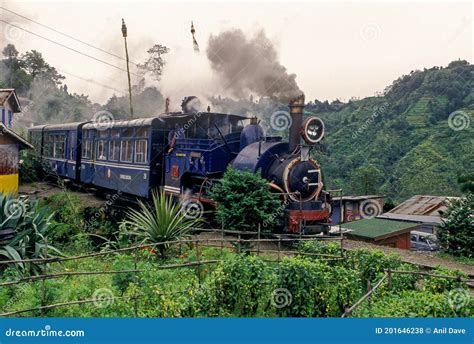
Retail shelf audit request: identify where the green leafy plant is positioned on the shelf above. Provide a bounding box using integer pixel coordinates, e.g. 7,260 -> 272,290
209,166 -> 281,232
437,193 -> 473,258
122,190 -> 201,258
0,193 -> 60,276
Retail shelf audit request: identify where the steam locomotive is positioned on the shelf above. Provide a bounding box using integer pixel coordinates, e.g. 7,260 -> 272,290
28,95 -> 331,233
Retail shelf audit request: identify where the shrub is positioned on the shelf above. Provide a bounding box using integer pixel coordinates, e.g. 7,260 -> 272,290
196,254 -> 275,316
346,249 -> 401,290
353,290 -> 473,317
209,166 -> 281,232
274,257 -> 361,317
422,267 -> 468,293
437,193 -> 473,258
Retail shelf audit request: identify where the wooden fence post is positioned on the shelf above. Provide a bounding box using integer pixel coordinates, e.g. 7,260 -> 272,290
387,268 -> 392,290
257,224 -> 261,256
196,240 -> 201,283
133,251 -> 138,316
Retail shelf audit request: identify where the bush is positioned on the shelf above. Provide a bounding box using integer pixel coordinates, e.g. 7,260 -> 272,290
274,257 -> 361,317
196,254 -> 275,316
437,193 -> 473,258
209,166 -> 281,232
353,290 -> 473,317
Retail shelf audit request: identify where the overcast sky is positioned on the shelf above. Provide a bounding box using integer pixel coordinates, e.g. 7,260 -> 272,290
1,0 -> 472,104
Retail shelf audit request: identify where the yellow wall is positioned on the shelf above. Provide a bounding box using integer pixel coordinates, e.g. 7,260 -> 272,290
0,173 -> 19,195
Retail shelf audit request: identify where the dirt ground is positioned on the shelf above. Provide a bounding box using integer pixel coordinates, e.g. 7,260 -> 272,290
19,181 -> 107,208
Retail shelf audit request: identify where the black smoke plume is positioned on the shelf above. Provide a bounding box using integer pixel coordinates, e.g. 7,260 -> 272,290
206,29 -> 301,102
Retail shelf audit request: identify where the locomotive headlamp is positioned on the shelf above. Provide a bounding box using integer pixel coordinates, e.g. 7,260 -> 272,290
301,117 -> 325,144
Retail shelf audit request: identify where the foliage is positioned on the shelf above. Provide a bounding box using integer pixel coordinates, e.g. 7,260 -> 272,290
305,60 -> 473,201
209,166 -> 282,232
196,254 -> 275,316
122,190 -> 201,258
422,267 -> 468,293
0,193 -> 59,276
137,44 -> 170,81
274,257 -> 361,317
437,193 -> 473,257
345,249 -> 401,289
353,290 -> 473,317
38,192 -> 83,243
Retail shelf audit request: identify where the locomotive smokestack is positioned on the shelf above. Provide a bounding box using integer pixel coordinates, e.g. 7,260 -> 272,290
288,94 -> 305,151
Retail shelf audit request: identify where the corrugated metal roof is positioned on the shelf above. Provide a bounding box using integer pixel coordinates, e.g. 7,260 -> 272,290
377,213 -> 442,224
44,122 -> 89,131
82,117 -> 156,130
332,195 -> 384,201
342,218 -> 418,239
0,123 -> 33,149
0,89 -> 21,112
388,195 -> 458,216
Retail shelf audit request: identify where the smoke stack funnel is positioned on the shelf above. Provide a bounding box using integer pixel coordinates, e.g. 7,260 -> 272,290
288,94 -> 305,151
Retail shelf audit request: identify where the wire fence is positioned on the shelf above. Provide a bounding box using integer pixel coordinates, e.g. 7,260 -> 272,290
0,229 -> 344,317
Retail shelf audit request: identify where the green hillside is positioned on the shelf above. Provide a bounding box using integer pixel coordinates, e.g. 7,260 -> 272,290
306,60 -> 473,202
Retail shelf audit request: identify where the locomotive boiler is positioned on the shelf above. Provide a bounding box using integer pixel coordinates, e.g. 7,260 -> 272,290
232,95 -> 331,233
28,94 -> 331,234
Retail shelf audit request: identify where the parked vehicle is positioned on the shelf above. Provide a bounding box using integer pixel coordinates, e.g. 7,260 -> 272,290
410,231 -> 439,251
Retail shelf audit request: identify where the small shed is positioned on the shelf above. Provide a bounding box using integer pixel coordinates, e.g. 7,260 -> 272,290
377,195 -> 458,234
331,195 -> 384,225
0,122 -> 33,195
0,89 -> 21,128
342,218 -> 419,250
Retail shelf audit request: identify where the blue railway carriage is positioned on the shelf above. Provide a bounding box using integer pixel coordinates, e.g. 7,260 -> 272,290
28,94 -> 332,234
80,118 -> 168,198
29,122 -> 88,181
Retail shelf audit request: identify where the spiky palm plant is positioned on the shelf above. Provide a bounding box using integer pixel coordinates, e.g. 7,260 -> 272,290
123,190 -> 202,258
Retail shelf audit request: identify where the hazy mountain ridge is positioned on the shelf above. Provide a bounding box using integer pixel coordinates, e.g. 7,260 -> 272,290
307,60 -> 473,202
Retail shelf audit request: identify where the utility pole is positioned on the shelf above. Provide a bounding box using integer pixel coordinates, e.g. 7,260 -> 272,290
121,18 -> 134,118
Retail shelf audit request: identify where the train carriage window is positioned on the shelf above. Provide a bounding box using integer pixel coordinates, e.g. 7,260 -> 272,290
122,128 -> 134,137
135,139 -> 148,164
97,140 -> 108,160
83,140 -> 92,159
53,135 -> 66,159
99,130 -> 109,138
136,127 -> 148,138
120,140 -> 133,162
109,140 -> 120,161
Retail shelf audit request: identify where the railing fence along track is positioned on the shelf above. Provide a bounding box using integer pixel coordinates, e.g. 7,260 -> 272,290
0,228 -> 343,316
1,228 -> 470,318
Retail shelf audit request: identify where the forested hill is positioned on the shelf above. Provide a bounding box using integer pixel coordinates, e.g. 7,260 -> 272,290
306,60 -> 473,203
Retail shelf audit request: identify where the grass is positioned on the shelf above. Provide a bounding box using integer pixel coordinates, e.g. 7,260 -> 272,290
436,252 -> 474,266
